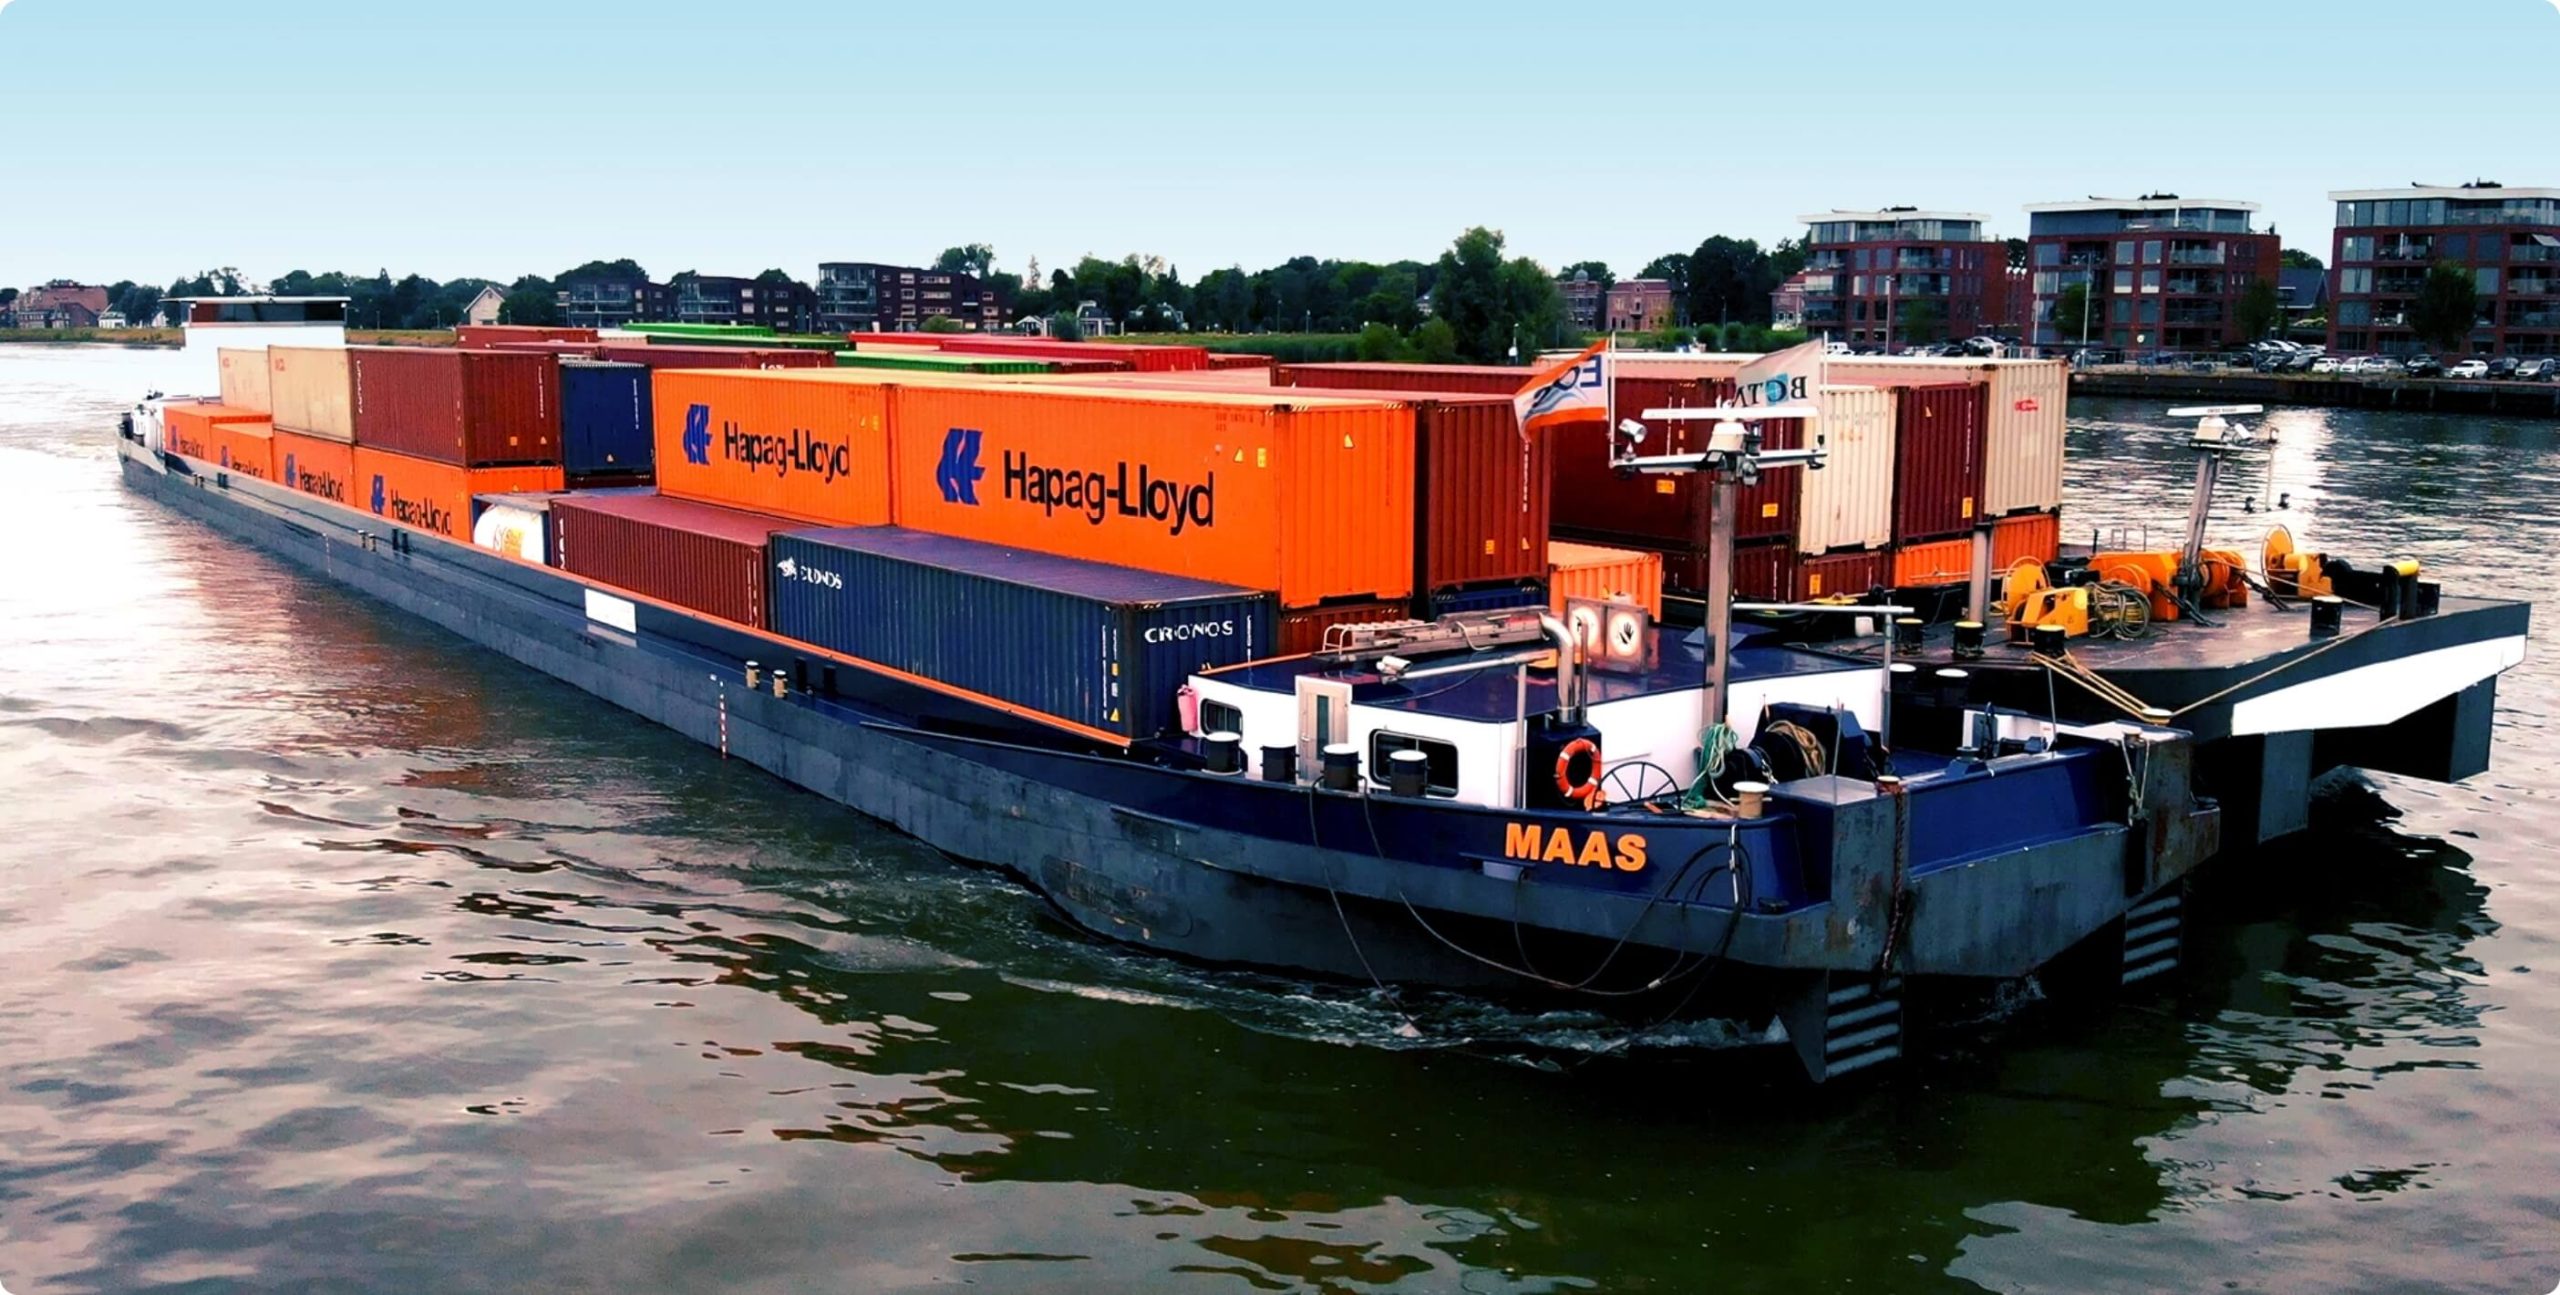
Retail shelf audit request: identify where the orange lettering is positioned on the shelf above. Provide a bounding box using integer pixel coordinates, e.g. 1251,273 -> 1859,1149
1614,834 -> 1648,872
1577,832 -> 1612,869
1504,822 -> 1542,860
1541,828 -> 1576,864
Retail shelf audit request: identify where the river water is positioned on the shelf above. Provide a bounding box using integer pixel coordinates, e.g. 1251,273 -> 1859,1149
1,345 -> 2554,1293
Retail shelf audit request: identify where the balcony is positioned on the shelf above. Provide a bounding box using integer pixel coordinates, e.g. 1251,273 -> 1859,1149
2167,247 -> 2225,266
1892,253 -> 1952,271
2374,245 -> 2435,262
1807,253 -> 1850,272
2509,244 -> 2560,264
2508,276 -> 2555,297
2164,275 -> 2224,296
2509,308 -> 2560,329
2163,308 -> 2228,326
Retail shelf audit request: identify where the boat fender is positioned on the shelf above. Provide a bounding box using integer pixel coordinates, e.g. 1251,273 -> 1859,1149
1554,738 -> 1603,804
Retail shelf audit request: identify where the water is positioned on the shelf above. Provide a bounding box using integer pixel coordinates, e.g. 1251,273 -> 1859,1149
2,346 -> 2555,1293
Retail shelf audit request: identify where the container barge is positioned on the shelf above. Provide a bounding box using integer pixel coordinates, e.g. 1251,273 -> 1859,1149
115,301 -> 2528,1082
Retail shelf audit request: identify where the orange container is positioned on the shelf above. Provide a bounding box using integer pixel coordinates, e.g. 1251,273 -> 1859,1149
1550,541 -> 1664,619
217,348 -> 271,413
351,446 -> 563,541
163,402 -> 275,480
269,428 -> 358,508
886,382 -> 1415,608
1992,509 -> 2061,571
1891,537 -> 1974,587
650,370 -> 893,526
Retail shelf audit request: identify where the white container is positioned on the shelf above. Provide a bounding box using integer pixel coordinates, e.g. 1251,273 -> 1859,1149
268,347 -> 353,443
1980,359 -> 2066,517
1797,385 -> 1896,554
217,347 -> 270,413
472,502 -> 548,564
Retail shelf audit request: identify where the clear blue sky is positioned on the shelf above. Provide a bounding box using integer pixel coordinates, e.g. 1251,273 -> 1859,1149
3,0 -> 2554,292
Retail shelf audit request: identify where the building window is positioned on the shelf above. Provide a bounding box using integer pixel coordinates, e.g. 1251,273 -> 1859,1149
2034,243 -> 2060,266
2477,267 -> 2501,295
2142,240 -> 2163,264
2442,234 -> 2470,262
1369,731 -> 1459,796
2139,299 -> 2160,324
2032,271 -> 2059,295
2113,270 -> 2133,294
2338,301 -> 2372,326
2342,236 -> 2375,263
2141,270 -> 2162,293
2115,240 -> 2135,263
2110,298 -> 2131,323
2341,268 -> 2373,294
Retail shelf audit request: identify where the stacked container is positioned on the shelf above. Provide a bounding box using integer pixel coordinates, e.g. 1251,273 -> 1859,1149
349,348 -> 561,466
1549,541 -> 1663,619
163,402 -> 273,480
550,492 -> 795,628
217,348 -> 271,414
559,361 -> 653,480
269,429 -> 357,506
1795,385 -> 1896,556
456,325 -> 597,349
1547,374 -> 1796,594
1272,362 -> 1528,397
1277,599 -> 1413,656
596,343 -> 830,371
351,447 -> 562,541
649,370 -> 893,527
768,526 -> 1275,739
268,348 -> 354,442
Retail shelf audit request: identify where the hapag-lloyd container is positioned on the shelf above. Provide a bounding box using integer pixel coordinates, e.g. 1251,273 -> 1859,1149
1796,385 -> 1895,554
163,402 -> 273,479
352,445 -> 563,541
596,343 -> 830,370
885,382 -> 1416,608
456,324 -> 597,349
217,348 -> 271,413
559,361 -> 653,477
1549,541 -> 1662,619
1278,599 -> 1413,656
269,347 -> 354,442
1893,384 -> 1988,542
769,526 -> 1275,741
550,491 -> 795,628
349,348 -> 561,467
269,428 -> 358,507
649,370 -> 892,526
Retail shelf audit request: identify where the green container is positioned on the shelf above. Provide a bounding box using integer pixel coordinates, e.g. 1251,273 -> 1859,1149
832,350 -> 1053,375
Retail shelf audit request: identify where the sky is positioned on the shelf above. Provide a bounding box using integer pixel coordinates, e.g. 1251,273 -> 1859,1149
2,0 -> 2555,292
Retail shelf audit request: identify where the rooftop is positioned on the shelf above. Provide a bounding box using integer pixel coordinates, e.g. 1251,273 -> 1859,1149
2023,197 -> 2259,214
2328,184 -> 2560,202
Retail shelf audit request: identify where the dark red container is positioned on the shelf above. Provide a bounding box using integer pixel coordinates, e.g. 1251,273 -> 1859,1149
456,325 -> 598,349
1548,376 -> 1792,553
1795,549 -> 1888,601
1278,598 -> 1413,656
1273,362 -> 1528,396
348,348 -> 561,467
594,343 -> 830,370
1894,383 -> 1988,542
1204,352 -> 1275,370
486,340 -> 607,359
549,492 -> 794,629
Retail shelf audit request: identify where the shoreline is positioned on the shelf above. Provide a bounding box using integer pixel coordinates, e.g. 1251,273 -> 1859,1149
2072,367 -> 2560,420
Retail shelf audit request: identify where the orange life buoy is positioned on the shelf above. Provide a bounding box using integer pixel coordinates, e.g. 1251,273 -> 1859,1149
1554,737 -> 1603,803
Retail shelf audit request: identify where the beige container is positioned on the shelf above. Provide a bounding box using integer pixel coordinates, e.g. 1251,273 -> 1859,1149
1979,359 -> 2066,517
268,347 -> 353,443
217,347 -> 271,414
1797,385 -> 1896,555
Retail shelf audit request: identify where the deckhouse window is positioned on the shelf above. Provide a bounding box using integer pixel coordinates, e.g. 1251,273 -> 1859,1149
1200,699 -> 1241,737
1369,732 -> 1459,796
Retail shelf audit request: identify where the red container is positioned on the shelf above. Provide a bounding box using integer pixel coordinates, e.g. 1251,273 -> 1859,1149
549,491 -> 794,628
1549,376 -> 1793,550
1795,549 -> 1888,601
349,348 -> 562,466
595,343 -> 829,370
928,336 -> 1210,373
457,324 -> 597,349
1893,383 -> 1988,542
1560,533 -> 1795,600
1273,362 -> 1528,397
1204,352 -> 1275,370
1278,599 -> 1413,656
486,340 -> 608,359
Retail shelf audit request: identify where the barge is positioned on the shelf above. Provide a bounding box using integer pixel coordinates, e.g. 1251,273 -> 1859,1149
114,306 -> 2527,1082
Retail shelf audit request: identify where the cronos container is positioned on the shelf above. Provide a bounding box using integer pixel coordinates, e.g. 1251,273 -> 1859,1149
162,402 -> 273,480
353,445 -> 564,541
550,491 -> 795,628
769,526 -> 1274,741
1797,385 -> 1896,555
1893,384 -> 1987,542
270,428 -> 358,507
268,347 -> 354,442
349,348 -> 561,467
649,370 -> 892,526
559,361 -> 653,477
885,383 -> 1415,608
217,348 -> 271,413
595,343 -> 829,370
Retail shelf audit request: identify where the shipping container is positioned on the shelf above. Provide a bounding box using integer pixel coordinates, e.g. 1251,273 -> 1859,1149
1893,384 -> 1988,542
473,496 -> 553,564
1891,537 -> 1974,587
217,348 -> 271,414
1549,541 -> 1662,619
1550,376 -> 1795,548
456,325 -> 597,349
1795,548 -> 1887,601
769,526 -> 1275,741
1278,599 -> 1414,656
594,343 -> 830,370
163,402 -> 274,480
560,361 -> 653,477
885,382 -> 1415,608
1797,386 -> 1896,555
832,350 -> 1055,375
625,322 -> 773,339
1273,362 -> 1528,397
1429,579 -> 1547,618
550,491 -> 794,628
649,370 -> 893,526
1732,539 -> 1797,602
269,428 -> 358,507
1980,361 -> 2066,517
349,348 -> 561,467
1204,352 -> 1275,370
926,336 -> 1210,373
486,340 -> 608,360
351,446 -> 563,541
1992,509 -> 2061,572
268,347 -> 354,443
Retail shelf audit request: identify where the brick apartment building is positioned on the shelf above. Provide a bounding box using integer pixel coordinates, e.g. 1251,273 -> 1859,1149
2327,181 -> 2560,358
814,263 -> 1004,333
1556,269 -> 1602,330
1798,209 -> 2004,351
672,274 -> 816,332
556,271 -> 672,330
5,280 -> 108,329
1604,278 -> 1675,332
2023,196 -> 2277,355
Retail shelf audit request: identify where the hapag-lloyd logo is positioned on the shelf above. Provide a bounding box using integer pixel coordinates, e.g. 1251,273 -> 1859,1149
685,402 -> 861,484
988,440 -> 1216,536
285,453 -> 348,503
937,427 -> 985,504
369,475 -> 454,535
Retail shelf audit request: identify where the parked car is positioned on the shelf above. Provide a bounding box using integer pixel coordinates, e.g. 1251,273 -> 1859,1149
2518,358 -> 2558,381
2285,352 -> 2321,372
2310,357 -> 2342,374
2488,357 -> 2521,379
2403,355 -> 2444,378
2448,359 -> 2490,379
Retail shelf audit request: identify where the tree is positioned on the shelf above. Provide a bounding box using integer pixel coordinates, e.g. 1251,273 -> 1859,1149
2409,261 -> 2481,355
920,315 -> 964,334
1407,317 -> 1460,365
1685,236 -> 1777,327
2003,237 -> 2029,269
936,243 -> 995,278
2280,249 -> 2326,271
2052,282 -> 2103,347
2235,277 -> 2282,340
1429,226 -> 1563,363
1354,322 -> 1407,361
1045,310 -> 1084,342
1896,299 -> 1942,347
1561,260 -> 1614,291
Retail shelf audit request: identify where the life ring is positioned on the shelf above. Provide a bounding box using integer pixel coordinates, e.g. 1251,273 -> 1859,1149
1554,738 -> 1603,803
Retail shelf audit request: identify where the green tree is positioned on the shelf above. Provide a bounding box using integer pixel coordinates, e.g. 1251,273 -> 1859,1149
2235,277 -> 2282,340
936,243 -> 995,278
2280,249 -> 2326,271
2052,282 -> 2103,346
1429,226 -> 1562,363
1685,236 -> 1776,327
920,315 -> 964,334
1046,310 -> 1084,342
1353,321 -> 1407,361
502,274 -> 562,326
2409,260 -> 2481,354
1561,260 -> 1614,291
2002,237 -> 2029,269
1407,318 -> 1460,365
1896,298 -> 1942,347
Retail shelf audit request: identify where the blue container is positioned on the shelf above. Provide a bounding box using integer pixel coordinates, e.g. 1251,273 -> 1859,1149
769,526 -> 1276,740
559,361 -> 652,477
1429,579 -> 1547,617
